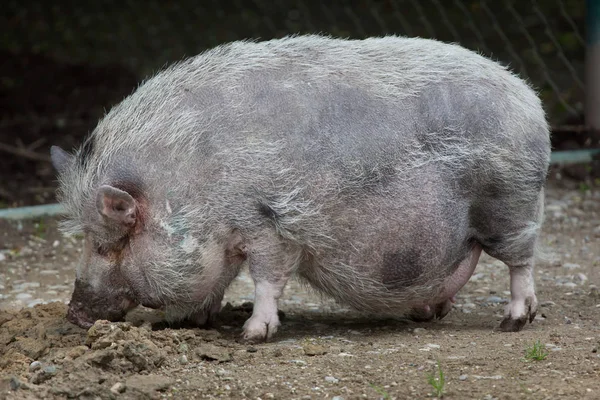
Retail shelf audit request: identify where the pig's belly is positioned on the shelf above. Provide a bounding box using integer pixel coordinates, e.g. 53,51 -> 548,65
299,244 -> 482,313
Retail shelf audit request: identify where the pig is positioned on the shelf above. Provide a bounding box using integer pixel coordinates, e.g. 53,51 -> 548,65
50,34 -> 550,342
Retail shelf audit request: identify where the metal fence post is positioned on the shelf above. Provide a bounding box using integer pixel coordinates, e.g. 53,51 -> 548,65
587,0 -> 600,130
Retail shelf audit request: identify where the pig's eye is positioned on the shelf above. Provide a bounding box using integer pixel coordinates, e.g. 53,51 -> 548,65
96,244 -> 110,257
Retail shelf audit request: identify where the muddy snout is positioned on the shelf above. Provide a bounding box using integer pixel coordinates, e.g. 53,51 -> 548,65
66,279 -> 136,329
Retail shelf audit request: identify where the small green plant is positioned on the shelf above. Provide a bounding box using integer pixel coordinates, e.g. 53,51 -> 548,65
369,383 -> 390,399
426,362 -> 446,398
34,219 -> 47,238
524,340 -> 549,361
579,182 -> 591,193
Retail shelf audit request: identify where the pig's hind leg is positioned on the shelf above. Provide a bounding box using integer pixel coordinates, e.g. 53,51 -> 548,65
474,191 -> 545,332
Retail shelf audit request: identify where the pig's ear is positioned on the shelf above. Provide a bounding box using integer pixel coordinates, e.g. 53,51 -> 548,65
96,185 -> 137,227
50,146 -> 74,174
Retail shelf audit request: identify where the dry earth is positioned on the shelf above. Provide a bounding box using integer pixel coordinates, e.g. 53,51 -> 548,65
1,176 -> 599,400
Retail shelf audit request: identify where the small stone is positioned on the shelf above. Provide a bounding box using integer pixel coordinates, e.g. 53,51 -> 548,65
486,296 -> 506,304
39,270 -> 59,276
303,344 -> 327,356
30,365 -> 57,384
545,343 -> 562,352
84,349 -> 116,367
110,382 -> 126,394
179,355 -> 188,364
9,377 -> 20,391
574,273 -> 588,284
565,317 -> 572,324
412,328 -> 426,334
0,253 -> 5,262
563,263 -> 580,270
178,343 -> 189,353
125,375 -> 173,395
459,374 -> 468,381
246,347 -> 258,353
462,302 -> 476,309
426,343 -> 441,349
541,301 -> 556,307
470,272 -> 487,281
332,397 -> 345,400
271,349 -> 283,357
473,375 -> 503,380
13,337 -> 48,359
195,344 -> 232,363
15,293 -> 33,300
325,376 -> 339,383
290,359 -> 307,366
29,361 -> 42,372
66,346 -> 88,360
562,282 -> 577,289
43,365 -> 56,374
52,240 -> 60,248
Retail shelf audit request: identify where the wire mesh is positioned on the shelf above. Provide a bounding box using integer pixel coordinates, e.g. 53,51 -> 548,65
1,0 -> 586,126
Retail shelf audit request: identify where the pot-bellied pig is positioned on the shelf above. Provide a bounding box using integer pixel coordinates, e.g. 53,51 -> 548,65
51,34 -> 550,342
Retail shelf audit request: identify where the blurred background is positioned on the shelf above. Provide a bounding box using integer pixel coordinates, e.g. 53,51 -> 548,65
0,0 -> 595,208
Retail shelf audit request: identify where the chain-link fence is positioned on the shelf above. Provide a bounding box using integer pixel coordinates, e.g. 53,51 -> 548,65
2,0 -> 585,126
0,0 -> 594,205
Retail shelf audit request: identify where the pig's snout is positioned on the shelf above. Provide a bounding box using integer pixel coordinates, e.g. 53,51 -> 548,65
66,279 -> 136,329
66,301 -> 98,329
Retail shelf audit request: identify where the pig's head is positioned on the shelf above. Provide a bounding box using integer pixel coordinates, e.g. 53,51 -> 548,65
51,139 -> 249,330
50,145 -> 172,328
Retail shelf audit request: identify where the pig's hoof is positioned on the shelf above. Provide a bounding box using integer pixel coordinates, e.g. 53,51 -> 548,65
242,315 -> 280,343
434,299 -> 453,320
499,315 -> 528,332
407,307 -> 434,322
407,300 -> 454,322
499,296 -> 537,332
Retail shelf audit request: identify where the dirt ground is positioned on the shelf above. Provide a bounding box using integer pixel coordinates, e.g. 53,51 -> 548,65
0,174 -> 598,400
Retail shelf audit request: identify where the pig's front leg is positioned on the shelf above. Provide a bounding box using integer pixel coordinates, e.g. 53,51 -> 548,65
243,279 -> 287,342
242,235 -> 297,342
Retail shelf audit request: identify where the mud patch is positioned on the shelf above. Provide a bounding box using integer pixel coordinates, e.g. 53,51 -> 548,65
0,302 -> 255,399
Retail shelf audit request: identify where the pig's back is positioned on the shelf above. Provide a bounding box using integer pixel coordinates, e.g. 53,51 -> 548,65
213,35 -> 550,196
89,34 -> 550,219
